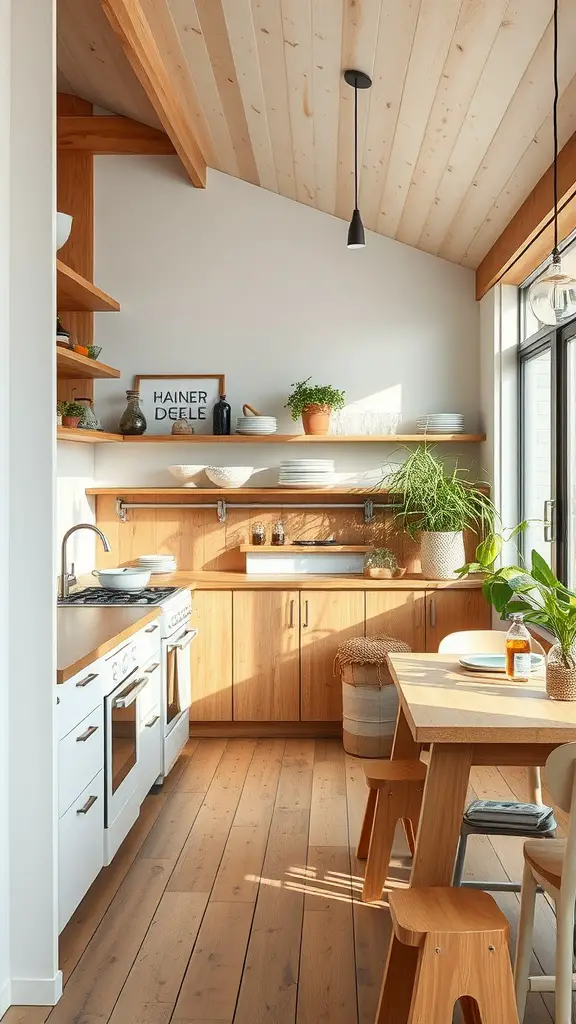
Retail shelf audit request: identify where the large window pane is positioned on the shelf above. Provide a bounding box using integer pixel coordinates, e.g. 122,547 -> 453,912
522,348 -> 552,567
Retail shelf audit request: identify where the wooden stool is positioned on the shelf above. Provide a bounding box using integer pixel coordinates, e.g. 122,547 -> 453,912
357,760 -> 427,903
377,888 -> 519,1024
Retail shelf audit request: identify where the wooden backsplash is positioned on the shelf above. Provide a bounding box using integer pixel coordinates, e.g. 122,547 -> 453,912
95,495 -> 478,573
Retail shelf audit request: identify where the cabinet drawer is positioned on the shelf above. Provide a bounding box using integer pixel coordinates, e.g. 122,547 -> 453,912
57,660 -> 104,740
140,619 -> 162,664
139,702 -> 162,800
59,705 -> 104,817
58,769 -> 104,932
139,657 -> 162,722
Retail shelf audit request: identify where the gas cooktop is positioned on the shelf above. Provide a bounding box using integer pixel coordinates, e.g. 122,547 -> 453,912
59,587 -> 180,607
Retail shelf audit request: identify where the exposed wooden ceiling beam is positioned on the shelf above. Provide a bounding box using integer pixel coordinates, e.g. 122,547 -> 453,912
475,131 -> 576,300
100,0 -> 206,185
58,114 -> 175,155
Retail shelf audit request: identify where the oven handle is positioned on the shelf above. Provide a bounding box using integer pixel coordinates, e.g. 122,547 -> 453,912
113,676 -> 148,708
168,627 -> 198,652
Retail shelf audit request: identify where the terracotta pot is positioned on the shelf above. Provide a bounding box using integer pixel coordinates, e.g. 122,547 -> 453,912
62,416 -> 80,428
301,404 -> 331,435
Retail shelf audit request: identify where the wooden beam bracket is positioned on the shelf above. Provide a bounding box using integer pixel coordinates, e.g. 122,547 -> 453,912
58,114 -> 176,155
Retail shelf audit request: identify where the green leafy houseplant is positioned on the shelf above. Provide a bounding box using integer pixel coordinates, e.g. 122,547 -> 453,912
62,401 -> 85,427
459,527 -> 576,670
285,378 -> 346,420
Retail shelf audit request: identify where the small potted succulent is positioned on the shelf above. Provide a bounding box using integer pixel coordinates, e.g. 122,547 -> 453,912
61,400 -> 85,428
285,378 -> 345,435
364,547 -> 406,579
57,400 -> 67,427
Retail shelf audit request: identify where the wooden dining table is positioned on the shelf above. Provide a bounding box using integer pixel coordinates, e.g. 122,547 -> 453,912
375,651 -> 576,1024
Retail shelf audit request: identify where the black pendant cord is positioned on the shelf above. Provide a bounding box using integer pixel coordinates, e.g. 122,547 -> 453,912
553,0 -> 559,259
353,79 -> 359,211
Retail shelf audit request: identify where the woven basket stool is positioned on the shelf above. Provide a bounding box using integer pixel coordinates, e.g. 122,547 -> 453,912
335,633 -> 411,758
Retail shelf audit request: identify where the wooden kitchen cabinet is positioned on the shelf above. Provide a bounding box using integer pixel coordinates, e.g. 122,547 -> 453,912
190,591 -> 233,721
425,588 -> 491,651
365,591 -> 426,651
300,591 -> 365,721
233,591 -> 300,721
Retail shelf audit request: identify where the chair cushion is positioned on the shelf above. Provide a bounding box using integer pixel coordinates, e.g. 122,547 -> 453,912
363,759 -> 427,787
524,838 -> 565,889
389,887 -> 509,947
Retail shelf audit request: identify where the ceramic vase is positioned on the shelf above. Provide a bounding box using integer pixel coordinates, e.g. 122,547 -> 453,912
420,530 -> 465,580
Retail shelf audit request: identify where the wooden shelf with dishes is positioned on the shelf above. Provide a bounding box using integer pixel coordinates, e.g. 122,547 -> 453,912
121,433 -> 486,444
86,486 -> 398,498
57,347 -> 120,380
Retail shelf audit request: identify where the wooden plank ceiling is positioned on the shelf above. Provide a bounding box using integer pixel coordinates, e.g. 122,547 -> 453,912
57,0 -> 576,271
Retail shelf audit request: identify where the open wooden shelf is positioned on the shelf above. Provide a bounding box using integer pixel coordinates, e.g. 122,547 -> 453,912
121,433 -> 486,444
58,428 -> 123,443
85,486 -> 393,496
240,544 -> 372,553
57,260 -> 120,313
57,347 -> 120,380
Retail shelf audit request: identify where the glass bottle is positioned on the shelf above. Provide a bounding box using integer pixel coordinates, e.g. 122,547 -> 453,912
213,394 -> 231,435
251,523 -> 266,546
505,613 -> 532,681
271,520 -> 285,546
119,390 -> 147,436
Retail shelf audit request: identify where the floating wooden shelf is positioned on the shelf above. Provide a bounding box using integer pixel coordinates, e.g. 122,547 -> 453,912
57,260 -> 120,313
58,428 -> 123,443
240,544 -> 372,553
121,433 -> 486,444
57,347 -> 121,380
85,486 -> 393,496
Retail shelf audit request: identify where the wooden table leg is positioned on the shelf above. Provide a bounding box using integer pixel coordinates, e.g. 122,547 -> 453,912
390,705 -> 420,761
411,743 -> 473,888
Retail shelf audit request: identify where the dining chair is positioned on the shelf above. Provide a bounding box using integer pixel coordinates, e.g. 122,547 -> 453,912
514,742 -> 576,1024
438,630 -> 555,893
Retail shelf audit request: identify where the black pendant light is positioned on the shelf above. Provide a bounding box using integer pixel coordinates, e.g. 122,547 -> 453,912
344,69 -> 372,248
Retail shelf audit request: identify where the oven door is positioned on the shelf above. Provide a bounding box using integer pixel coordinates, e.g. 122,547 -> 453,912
104,670 -> 148,825
164,627 -> 198,734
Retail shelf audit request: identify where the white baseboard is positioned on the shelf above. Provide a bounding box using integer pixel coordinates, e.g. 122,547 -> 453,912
0,979 -> 10,1017
9,970 -> 62,1005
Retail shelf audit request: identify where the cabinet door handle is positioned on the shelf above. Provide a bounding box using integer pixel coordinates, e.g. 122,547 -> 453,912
289,599 -> 295,629
76,672 -> 98,689
76,794 -> 98,815
303,600 -> 309,628
76,725 -> 98,743
145,662 -> 160,674
145,624 -> 159,634
145,715 -> 161,728
429,597 -> 436,629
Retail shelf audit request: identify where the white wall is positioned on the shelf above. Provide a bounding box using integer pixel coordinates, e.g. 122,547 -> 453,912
57,443 -> 96,574
92,162 -> 481,486
8,0 -> 60,1005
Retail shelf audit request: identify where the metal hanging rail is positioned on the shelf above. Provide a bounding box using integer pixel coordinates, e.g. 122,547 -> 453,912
115,497 -> 399,524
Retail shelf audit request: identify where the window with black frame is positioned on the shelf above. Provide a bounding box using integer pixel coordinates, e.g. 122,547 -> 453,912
519,243 -> 576,586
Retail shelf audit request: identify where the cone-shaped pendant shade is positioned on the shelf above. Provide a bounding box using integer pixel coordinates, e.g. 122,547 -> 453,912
347,208 -> 365,248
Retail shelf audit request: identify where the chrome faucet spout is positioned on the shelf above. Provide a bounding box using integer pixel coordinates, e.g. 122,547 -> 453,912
60,523 -> 112,600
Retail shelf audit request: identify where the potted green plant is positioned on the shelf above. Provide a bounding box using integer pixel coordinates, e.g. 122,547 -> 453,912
57,400 -> 67,427
459,528 -> 576,700
363,546 -> 405,580
61,400 -> 85,428
285,378 -> 345,435
384,445 -> 494,580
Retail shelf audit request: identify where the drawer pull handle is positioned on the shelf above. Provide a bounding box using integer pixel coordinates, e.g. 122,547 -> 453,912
76,725 -> 99,743
289,599 -> 295,629
145,624 -> 159,634
76,672 -> 98,689
145,662 -> 160,674
145,715 -> 161,728
76,794 -> 98,815
429,597 -> 436,629
303,600 -> 309,628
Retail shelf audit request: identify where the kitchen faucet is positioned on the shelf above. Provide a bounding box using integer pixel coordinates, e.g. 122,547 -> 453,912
60,523 -> 111,599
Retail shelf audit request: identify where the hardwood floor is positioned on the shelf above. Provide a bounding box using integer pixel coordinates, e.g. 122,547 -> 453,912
1,739 -> 564,1024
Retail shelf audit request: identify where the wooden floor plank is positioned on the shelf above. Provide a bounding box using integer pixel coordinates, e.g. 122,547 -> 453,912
308,740 -> 348,847
232,739 -> 285,828
138,791 -> 204,862
177,739 -> 228,793
171,902 -> 254,1023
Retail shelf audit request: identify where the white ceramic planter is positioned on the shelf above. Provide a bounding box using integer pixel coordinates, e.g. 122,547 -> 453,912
420,531 -> 465,580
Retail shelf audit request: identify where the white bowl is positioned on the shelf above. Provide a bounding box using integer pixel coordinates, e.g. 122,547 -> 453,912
205,466 -> 254,488
56,212 -> 73,251
91,568 -> 151,592
168,464 -> 206,487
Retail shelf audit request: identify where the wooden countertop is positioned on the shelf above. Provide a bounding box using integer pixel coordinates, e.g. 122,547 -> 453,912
57,605 -> 161,684
123,570 -> 485,591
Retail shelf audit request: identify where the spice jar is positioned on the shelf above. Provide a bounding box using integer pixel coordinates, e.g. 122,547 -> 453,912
251,523 -> 266,546
271,520 -> 285,546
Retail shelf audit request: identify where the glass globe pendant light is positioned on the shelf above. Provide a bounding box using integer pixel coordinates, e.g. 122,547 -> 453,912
344,69 -> 372,249
528,0 -> 576,326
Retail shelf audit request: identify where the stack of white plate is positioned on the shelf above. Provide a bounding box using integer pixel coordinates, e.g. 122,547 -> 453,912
278,459 -> 335,488
236,416 -> 277,435
137,554 -> 177,574
416,413 -> 465,434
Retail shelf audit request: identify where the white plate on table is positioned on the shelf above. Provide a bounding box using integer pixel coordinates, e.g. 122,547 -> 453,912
458,653 -> 545,673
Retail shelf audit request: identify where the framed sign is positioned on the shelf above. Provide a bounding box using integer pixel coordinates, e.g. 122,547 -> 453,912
134,374 -> 225,435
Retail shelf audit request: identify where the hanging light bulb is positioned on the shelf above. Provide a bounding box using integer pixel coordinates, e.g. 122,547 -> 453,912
528,0 -> 576,325
344,69 -> 371,249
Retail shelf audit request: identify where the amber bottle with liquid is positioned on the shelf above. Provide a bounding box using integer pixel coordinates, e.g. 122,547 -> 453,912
505,612 -> 532,682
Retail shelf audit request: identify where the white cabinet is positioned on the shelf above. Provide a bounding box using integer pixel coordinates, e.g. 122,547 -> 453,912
57,658 -> 103,740
59,704 -> 104,817
58,769 -> 104,932
138,657 -> 162,800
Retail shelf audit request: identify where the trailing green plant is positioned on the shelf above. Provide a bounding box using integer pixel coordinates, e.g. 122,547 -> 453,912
57,400 -> 67,416
459,524 -> 576,668
365,547 -> 398,571
63,401 -> 86,420
285,378 -> 346,421
384,444 -> 495,538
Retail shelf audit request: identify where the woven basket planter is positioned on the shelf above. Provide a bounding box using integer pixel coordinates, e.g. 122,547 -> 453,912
420,530 -> 466,580
546,643 -> 576,701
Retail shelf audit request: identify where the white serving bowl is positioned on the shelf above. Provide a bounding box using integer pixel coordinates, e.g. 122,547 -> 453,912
56,212 -> 73,251
205,466 -> 254,488
91,568 -> 151,592
168,464 -> 206,487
